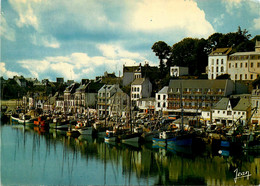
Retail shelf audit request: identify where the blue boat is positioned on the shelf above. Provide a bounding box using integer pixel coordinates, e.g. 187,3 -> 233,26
220,140 -> 230,148
167,135 -> 192,146
152,137 -> 167,147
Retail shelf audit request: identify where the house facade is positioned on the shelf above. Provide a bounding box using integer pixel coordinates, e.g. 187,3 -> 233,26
251,88 -> 260,124
227,41 -> 260,81
211,96 -> 250,126
97,84 -> 123,118
131,78 -> 152,106
207,48 -> 232,80
155,86 -> 168,115
167,79 -> 238,116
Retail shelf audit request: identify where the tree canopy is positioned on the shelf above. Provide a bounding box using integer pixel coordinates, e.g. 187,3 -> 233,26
151,26 -> 256,77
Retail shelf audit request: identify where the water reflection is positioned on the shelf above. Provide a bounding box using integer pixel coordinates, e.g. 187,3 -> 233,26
1,123 -> 260,185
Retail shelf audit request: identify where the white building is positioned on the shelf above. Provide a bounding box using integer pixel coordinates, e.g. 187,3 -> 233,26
155,86 -> 168,115
211,97 -> 250,126
227,51 -> 260,81
207,48 -> 232,80
131,78 -> 152,106
170,66 -> 188,77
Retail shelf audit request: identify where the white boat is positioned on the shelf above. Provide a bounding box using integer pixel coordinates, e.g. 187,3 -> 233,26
11,115 -> 34,124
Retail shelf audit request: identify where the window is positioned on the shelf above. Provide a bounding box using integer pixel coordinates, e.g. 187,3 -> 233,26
216,59 -> 219,65
158,95 -> 161,100
227,111 -> 232,115
240,74 -> 242,80
240,63 -> 243,68
251,74 -> 254,79
221,66 -> 224,72
158,102 -> 160,107
163,102 -> 166,107
258,62 -> 260,68
221,59 -> 224,64
251,62 -> 254,68
229,63 -> 231,68
245,63 -> 248,68
216,67 -> 218,72
223,111 -> 225,114
235,63 -> 237,68
163,95 -> 166,100
245,74 -> 247,79
234,112 -> 236,114
238,112 -> 240,115
211,59 -> 214,65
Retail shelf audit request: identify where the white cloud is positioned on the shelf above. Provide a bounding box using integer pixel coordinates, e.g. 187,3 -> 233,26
0,14 -> 16,41
11,43 -> 147,81
213,14 -> 225,27
9,0 -> 39,30
253,17 -> 260,30
98,44 -> 143,59
130,0 -> 215,38
0,62 -> 20,78
30,33 -> 60,48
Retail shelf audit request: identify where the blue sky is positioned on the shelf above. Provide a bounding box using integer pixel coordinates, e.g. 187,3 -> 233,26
1,0 -> 260,82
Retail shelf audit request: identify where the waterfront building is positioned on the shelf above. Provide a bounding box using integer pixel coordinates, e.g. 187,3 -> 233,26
251,88 -> 260,125
211,96 -> 250,126
170,66 -> 189,77
155,86 -> 168,115
131,78 -> 152,106
167,79 -> 247,116
207,48 -> 232,80
227,41 -> 260,81
63,83 -> 80,114
109,92 -> 129,119
136,97 -> 155,115
97,84 -> 123,118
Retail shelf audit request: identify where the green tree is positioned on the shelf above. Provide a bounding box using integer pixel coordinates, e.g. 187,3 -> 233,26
151,41 -> 171,77
169,38 -> 208,76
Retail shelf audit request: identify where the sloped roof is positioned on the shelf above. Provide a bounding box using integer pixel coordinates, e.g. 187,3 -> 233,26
169,79 -> 229,89
213,97 -> 250,111
233,98 -> 250,111
131,78 -> 145,85
209,48 -> 232,56
158,86 -> 168,94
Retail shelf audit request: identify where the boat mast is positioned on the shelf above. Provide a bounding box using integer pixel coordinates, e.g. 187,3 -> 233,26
180,81 -> 184,131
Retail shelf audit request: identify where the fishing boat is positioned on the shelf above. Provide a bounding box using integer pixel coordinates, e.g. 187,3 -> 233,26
152,131 -> 175,147
166,82 -> 193,147
167,132 -> 193,146
34,116 -> 50,128
120,132 -> 141,143
104,130 -> 118,142
11,114 -> 35,124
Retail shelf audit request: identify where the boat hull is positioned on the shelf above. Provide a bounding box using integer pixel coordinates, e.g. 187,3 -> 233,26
122,136 -> 140,143
167,137 -> 192,146
152,137 -> 167,147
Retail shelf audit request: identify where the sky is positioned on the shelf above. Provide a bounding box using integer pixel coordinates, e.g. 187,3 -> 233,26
1,0 -> 260,82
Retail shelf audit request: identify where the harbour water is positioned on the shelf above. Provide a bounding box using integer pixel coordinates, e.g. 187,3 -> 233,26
1,123 -> 260,185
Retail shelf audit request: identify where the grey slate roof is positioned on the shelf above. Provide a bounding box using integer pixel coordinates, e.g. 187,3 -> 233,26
168,79 -> 230,91
213,97 -> 250,111
131,78 -> 145,85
